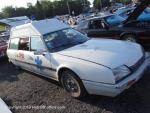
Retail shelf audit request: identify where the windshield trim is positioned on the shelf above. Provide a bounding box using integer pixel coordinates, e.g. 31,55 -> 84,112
43,28 -> 89,53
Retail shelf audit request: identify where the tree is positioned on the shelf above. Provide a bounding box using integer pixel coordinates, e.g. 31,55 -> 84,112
115,0 -> 132,4
1,0 -> 90,20
0,13 -> 4,19
122,0 -> 132,4
93,0 -> 110,10
35,0 -> 46,19
40,1 -> 54,17
2,6 -> 16,18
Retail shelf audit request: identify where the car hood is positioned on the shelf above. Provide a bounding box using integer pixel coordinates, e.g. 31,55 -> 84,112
58,39 -> 143,69
124,0 -> 150,24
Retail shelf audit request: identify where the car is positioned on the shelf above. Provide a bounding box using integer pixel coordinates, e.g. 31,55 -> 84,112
115,7 -> 136,19
0,98 -> 12,113
0,38 -> 7,58
0,31 -> 10,40
7,19 -> 150,98
115,7 -> 150,21
76,0 -> 150,47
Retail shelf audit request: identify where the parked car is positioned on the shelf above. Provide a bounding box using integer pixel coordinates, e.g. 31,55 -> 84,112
115,7 -> 150,21
76,0 -> 150,47
7,19 -> 150,98
0,31 -> 10,40
0,38 -> 7,58
0,98 -> 12,113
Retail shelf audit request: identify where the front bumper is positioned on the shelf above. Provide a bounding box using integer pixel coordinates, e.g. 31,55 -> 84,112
82,53 -> 150,97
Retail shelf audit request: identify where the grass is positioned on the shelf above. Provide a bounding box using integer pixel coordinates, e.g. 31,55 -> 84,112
0,25 -> 5,32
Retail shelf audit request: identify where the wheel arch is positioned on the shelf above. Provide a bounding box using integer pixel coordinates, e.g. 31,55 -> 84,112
120,32 -> 137,39
56,65 -> 82,85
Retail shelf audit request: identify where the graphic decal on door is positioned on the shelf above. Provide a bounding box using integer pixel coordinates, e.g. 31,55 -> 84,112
17,52 -> 24,60
35,56 -> 44,71
35,56 -> 42,65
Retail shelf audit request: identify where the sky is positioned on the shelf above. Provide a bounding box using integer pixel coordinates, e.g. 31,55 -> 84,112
0,0 -> 93,11
0,0 -> 37,11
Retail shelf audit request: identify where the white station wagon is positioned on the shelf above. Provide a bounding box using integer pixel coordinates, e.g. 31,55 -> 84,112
7,19 -> 150,98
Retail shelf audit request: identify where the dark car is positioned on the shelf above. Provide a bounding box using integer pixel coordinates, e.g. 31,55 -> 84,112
76,0 -> 150,47
115,7 -> 150,21
0,38 -> 7,58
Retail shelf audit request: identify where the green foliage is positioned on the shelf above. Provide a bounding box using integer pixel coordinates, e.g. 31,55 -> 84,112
122,0 -> 132,4
0,0 -> 90,20
0,25 -> 5,32
115,0 -> 132,4
2,6 -> 16,17
93,0 -> 110,10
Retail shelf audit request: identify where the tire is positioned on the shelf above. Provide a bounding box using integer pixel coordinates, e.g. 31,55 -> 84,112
60,70 -> 87,98
122,34 -> 137,43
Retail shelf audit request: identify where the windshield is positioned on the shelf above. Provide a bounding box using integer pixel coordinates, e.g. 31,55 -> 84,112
43,28 -> 89,52
104,15 -> 125,26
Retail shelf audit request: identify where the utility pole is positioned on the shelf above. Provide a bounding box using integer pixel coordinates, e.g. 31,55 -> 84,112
52,3 -> 55,16
67,1 -> 71,15
100,0 -> 102,10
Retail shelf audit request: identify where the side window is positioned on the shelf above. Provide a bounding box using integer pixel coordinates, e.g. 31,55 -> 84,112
31,36 -> 46,51
89,20 -> 103,29
78,21 -> 88,29
9,38 -> 19,50
18,38 -> 29,51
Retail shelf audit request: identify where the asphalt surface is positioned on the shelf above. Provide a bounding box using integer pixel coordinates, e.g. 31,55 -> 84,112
0,57 -> 150,113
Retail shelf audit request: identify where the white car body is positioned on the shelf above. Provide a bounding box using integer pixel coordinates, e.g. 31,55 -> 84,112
7,19 -> 150,97
0,98 -> 12,113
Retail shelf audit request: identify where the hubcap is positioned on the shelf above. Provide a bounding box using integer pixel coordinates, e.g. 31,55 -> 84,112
63,74 -> 79,93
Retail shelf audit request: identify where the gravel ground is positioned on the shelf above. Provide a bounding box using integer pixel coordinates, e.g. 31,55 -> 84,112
0,57 -> 150,113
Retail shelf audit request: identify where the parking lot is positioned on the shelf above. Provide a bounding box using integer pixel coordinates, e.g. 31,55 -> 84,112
0,52 -> 149,113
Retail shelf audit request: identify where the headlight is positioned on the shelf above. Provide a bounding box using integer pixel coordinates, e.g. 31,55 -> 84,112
113,65 -> 131,82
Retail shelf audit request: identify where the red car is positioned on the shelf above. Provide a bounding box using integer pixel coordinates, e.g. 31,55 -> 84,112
0,38 -> 7,58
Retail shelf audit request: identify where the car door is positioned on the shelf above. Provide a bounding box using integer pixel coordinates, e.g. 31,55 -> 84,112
131,21 -> 150,46
16,37 -> 32,70
87,19 -> 109,38
7,38 -> 20,66
29,36 -> 56,79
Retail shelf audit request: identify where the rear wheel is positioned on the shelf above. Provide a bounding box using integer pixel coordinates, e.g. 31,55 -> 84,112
122,34 -> 137,43
60,70 -> 87,98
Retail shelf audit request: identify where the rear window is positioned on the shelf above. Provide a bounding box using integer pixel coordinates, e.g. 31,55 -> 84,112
9,38 -> 19,50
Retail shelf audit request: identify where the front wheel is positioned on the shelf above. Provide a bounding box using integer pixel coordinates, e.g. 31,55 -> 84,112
60,70 -> 87,98
122,34 -> 137,43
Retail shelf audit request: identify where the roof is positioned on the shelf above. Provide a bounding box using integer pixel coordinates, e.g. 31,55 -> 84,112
86,14 -> 114,21
0,16 -> 30,27
115,7 -> 135,15
12,19 -> 70,36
